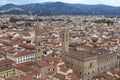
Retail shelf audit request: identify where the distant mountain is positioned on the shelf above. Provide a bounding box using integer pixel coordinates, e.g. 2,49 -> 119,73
0,2 -> 120,16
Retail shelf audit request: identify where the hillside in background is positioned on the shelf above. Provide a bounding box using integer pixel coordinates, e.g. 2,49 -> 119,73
0,2 -> 120,16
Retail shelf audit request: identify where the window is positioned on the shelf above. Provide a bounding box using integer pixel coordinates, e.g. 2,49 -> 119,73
38,42 -> 41,46
88,72 -> 90,75
62,34 -> 64,42
79,72 -> 81,75
38,49 -> 41,52
90,62 -> 92,68
71,63 -> 73,66
48,68 -> 50,71
66,33 -> 69,41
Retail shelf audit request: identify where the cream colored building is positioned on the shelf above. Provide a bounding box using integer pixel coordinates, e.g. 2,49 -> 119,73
61,28 -> 118,80
0,68 -> 25,78
34,61 -> 57,78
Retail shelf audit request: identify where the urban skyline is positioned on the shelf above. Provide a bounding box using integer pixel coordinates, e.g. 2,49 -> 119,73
0,0 -> 120,80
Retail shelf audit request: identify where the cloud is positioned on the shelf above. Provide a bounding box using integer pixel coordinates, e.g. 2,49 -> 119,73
0,0 -> 13,5
0,0 -> 40,5
62,0 -> 87,3
107,0 -> 120,6
39,0 -> 87,3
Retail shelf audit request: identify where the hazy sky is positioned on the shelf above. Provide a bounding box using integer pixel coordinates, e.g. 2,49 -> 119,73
0,0 -> 120,6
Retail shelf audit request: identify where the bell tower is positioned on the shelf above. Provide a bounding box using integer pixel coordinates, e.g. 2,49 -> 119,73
35,25 -> 42,62
61,27 -> 69,61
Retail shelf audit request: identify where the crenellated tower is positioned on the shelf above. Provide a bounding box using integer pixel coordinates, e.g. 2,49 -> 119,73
35,25 -> 42,62
61,27 -> 69,61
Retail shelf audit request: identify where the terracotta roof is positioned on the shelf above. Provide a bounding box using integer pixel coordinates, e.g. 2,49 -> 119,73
16,65 -> 33,72
43,56 -> 61,65
69,47 -> 111,59
20,32 -> 30,36
69,49 -> 95,59
0,66 -> 15,72
17,61 -> 35,67
6,76 -> 21,80
60,67 -> 69,73
14,50 -> 34,57
19,43 -> 35,50
91,37 -> 98,42
117,56 -> 120,58
100,72 -> 118,80
36,61 -> 50,67
0,58 -> 14,67
67,73 -> 79,80
53,73 -> 65,80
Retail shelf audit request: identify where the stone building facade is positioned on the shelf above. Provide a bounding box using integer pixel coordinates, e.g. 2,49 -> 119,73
61,28 -> 118,80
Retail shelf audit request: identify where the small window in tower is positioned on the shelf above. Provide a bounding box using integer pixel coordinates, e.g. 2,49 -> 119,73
79,72 -> 81,75
38,49 -> 40,52
62,34 -> 64,42
48,68 -> 50,71
38,42 -> 41,46
90,62 -> 92,68
66,33 -> 69,41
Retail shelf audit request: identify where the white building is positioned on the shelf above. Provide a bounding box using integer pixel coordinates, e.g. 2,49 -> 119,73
6,50 -> 35,64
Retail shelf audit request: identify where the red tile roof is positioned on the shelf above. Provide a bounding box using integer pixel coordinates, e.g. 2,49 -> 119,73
53,73 -> 65,80
19,43 -> 35,50
14,50 -> 34,57
67,73 -> 79,80
0,58 -> 14,67
36,61 -> 50,68
16,65 -> 33,72
70,49 -> 94,58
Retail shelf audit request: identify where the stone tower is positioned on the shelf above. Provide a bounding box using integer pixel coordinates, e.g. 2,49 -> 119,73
61,27 -> 69,61
35,25 -> 42,62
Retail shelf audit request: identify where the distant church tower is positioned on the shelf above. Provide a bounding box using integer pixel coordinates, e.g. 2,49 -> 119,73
35,25 -> 42,62
61,27 -> 69,61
